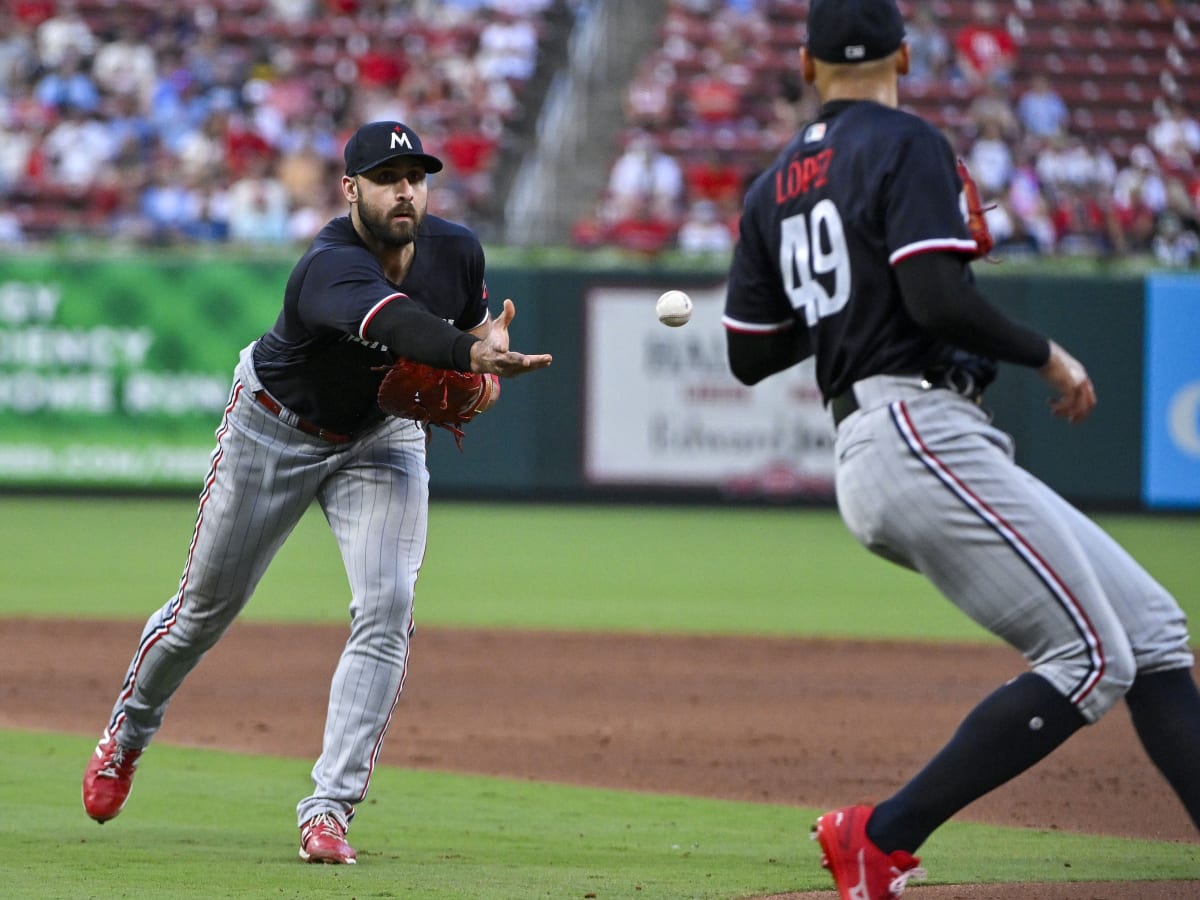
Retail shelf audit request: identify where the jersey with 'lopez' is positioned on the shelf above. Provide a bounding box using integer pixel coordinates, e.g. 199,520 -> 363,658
723,99 -> 979,401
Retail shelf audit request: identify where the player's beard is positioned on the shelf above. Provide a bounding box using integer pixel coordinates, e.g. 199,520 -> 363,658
357,195 -> 425,248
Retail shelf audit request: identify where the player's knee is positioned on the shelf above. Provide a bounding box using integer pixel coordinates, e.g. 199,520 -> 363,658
1039,638 -> 1137,722
1092,644 -> 1138,717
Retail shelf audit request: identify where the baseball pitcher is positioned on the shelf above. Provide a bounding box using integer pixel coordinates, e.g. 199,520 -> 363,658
82,121 -> 552,864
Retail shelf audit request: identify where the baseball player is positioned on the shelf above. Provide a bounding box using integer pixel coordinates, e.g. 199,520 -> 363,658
723,2 -> 1200,897
81,121 -> 552,864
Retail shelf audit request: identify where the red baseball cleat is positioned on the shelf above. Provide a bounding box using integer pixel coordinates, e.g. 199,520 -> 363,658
82,729 -> 143,823
299,813 -> 358,864
813,804 -> 926,900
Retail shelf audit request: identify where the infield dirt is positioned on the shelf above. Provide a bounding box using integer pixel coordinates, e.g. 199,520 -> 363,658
3,618 -> 1197,898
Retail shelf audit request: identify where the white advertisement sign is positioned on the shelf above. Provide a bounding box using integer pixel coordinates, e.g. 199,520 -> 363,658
584,285 -> 835,497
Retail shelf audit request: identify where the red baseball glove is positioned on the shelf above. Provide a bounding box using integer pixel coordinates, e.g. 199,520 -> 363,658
377,359 -> 500,449
956,157 -> 996,261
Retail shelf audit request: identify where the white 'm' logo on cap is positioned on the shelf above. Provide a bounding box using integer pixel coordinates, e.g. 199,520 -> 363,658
391,130 -> 413,149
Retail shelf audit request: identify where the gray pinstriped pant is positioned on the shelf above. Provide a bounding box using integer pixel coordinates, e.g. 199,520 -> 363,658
834,375 -> 1193,724
106,344 -> 429,829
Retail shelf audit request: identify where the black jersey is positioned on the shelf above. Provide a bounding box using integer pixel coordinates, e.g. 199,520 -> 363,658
253,215 -> 488,434
724,100 -> 979,401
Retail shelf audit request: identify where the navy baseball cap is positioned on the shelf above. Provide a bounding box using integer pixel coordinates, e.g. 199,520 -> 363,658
344,121 -> 444,176
806,0 -> 906,64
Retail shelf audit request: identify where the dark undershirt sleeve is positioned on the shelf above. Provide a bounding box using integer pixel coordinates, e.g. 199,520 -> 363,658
726,326 -> 811,386
894,252 -> 1050,368
365,298 -> 480,371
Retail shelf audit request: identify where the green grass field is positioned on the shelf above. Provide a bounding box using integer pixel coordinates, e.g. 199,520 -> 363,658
6,496 -> 1198,638
3,496 -> 1199,897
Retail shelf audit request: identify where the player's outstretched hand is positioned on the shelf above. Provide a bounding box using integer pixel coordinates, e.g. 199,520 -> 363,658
470,298 -> 553,378
1039,340 -> 1096,424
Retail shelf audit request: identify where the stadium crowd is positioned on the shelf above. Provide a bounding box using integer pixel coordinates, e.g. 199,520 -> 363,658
577,0 -> 1200,266
0,0 -> 557,246
1,0 -> 1198,266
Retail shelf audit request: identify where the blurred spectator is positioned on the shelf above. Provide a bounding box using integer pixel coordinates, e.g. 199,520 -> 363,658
684,70 -> 742,131
225,153 -> 291,243
625,59 -> 677,132
677,199 -> 733,256
13,1 -> 56,29
1151,212 -> 1200,266
287,174 -> 339,245
476,8 -> 540,82
683,147 -> 743,213
34,49 -> 101,112
35,0 -> 96,68
988,198 -> 1042,259
277,144 -> 327,211
1037,133 -> 1115,196
92,24 -> 158,104
0,208 -> 25,244
221,111 -> 276,178
905,4 -> 952,86
43,104 -> 116,189
139,158 -> 204,244
147,53 -> 216,154
953,1 -> 1017,88
609,199 -> 676,256
354,34 -> 410,91
0,109 -> 40,189
1111,180 -> 1159,253
1113,144 -> 1168,217
570,199 -> 613,250
1007,143 -> 1057,252
267,0 -> 319,21
0,9 -> 39,93
1147,101 -> 1200,173
966,83 -> 1018,142
967,121 -> 1013,196
492,0 -> 554,15
1164,176 -> 1199,227
1016,75 -> 1069,139
1082,136 -> 1117,192
606,131 -> 684,221
174,111 -> 227,179
1049,180 -> 1119,257
440,117 -> 498,209
101,91 -> 157,169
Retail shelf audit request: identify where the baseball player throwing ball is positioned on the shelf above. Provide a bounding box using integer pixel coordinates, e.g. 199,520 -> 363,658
723,1 -> 1200,896
82,121 -> 551,864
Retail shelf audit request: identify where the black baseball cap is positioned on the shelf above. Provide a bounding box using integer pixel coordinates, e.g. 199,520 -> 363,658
806,0 -> 906,64
344,121 -> 444,176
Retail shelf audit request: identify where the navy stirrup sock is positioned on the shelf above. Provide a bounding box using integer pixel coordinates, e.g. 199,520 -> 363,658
867,672 -> 1086,854
1125,667 -> 1200,831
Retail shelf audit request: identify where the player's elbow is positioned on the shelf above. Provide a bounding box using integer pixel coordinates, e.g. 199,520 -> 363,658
728,354 -> 769,386
726,341 -> 774,385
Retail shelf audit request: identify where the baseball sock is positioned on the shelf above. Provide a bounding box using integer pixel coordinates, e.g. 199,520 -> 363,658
1124,667 -> 1200,830
866,672 -> 1086,854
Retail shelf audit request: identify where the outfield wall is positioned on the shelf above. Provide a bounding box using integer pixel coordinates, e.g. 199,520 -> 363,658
0,253 -> 1195,509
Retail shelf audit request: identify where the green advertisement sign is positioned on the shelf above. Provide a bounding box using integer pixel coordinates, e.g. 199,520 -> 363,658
0,254 -> 287,489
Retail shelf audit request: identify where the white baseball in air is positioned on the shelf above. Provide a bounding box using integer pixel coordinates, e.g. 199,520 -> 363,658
656,290 -> 693,327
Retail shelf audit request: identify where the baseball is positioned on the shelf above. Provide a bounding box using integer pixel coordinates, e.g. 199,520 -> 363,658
656,290 -> 693,327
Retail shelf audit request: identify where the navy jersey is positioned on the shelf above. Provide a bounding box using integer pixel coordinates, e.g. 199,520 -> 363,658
253,215 -> 488,433
724,100 -> 978,401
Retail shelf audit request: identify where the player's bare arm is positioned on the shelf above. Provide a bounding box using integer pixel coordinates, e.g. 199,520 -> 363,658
469,298 -> 553,377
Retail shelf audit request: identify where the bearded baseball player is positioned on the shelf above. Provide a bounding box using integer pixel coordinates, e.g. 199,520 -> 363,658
723,1 -> 1200,896
82,121 -> 552,864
